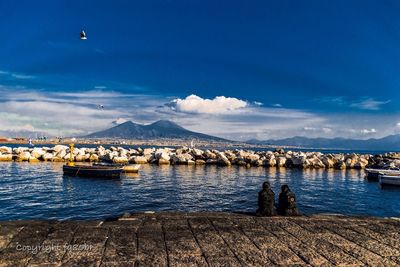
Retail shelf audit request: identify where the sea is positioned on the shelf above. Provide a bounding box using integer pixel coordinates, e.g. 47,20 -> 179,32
0,162 -> 399,220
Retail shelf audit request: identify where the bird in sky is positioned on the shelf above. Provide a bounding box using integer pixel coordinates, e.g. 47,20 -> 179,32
80,30 -> 87,40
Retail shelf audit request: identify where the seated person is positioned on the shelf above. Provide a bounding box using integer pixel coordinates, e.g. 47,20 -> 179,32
256,181 -> 276,216
278,185 -> 300,216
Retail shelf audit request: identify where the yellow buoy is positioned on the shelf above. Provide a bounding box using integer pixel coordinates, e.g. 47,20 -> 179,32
67,143 -> 75,166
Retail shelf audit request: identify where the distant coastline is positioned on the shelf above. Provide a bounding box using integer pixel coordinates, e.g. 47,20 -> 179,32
2,120 -> 399,152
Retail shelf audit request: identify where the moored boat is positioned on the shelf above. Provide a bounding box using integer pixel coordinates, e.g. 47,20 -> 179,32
365,168 -> 400,181
93,163 -> 141,173
63,164 -> 123,178
379,174 -> 400,187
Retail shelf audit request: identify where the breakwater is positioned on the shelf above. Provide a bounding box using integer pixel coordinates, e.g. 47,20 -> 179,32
0,145 -> 399,169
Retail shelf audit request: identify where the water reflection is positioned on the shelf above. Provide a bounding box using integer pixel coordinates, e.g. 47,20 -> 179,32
0,162 -> 399,220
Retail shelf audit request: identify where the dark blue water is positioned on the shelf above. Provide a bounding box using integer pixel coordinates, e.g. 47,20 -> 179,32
0,162 -> 399,220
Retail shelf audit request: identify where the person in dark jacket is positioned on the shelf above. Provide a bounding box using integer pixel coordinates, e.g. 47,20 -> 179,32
256,181 -> 276,216
278,184 -> 300,216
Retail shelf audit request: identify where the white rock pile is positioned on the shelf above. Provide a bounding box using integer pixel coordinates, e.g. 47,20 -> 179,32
0,145 -> 399,170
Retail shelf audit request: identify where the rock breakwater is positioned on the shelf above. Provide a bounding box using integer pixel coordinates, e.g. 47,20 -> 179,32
0,145 -> 399,169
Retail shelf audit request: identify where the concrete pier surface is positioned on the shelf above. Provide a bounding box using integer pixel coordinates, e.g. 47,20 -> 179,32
0,212 -> 399,266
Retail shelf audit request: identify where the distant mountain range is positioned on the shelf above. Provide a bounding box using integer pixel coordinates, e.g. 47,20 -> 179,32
247,135 -> 400,151
84,120 -> 227,141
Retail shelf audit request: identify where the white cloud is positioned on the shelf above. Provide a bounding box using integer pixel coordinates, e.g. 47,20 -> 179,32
54,90 -> 126,98
170,94 -> 247,114
0,100 -> 124,136
303,127 -> 316,131
350,98 -> 390,110
272,103 -> 282,107
21,124 -> 35,132
253,101 -> 263,106
10,73 -> 35,79
322,127 -> 332,133
0,86 -> 398,140
361,128 -> 377,134
303,127 -> 332,134
0,70 -> 35,80
112,118 -> 128,125
348,128 -> 377,135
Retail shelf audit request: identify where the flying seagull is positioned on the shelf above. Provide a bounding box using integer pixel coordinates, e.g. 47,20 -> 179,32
80,30 -> 87,40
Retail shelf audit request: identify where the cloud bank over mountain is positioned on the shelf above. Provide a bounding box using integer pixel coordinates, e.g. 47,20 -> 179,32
0,84 -> 399,141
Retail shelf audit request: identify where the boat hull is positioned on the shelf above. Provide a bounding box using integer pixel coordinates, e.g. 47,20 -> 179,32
93,163 -> 141,173
63,165 -> 123,178
379,175 -> 400,186
366,168 -> 400,181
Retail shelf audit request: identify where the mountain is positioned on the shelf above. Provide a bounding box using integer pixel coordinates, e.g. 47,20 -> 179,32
247,134 -> 400,151
84,120 -> 227,141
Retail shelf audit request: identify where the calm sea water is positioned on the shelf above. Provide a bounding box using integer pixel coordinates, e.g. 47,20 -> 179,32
0,162 -> 399,220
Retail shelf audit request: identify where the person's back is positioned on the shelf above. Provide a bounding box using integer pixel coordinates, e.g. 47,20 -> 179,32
278,185 -> 299,216
256,182 -> 276,216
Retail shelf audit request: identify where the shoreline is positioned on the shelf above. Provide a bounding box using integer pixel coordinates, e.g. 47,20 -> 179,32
1,212 -> 399,266
0,144 -> 399,169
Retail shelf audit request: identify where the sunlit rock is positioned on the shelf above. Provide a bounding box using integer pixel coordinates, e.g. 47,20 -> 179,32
28,156 -> 40,163
0,154 -> 12,161
17,151 -> 31,161
31,148 -> 46,159
132,156 -> 148,164
195,159 -> 206,165
53,145 -> 68,153
89,154 -> 99,162
216,151 -> 231,166
276,156 -> 286,167
42,153 -> 54,161
0,146 -> 12,154
113,156 -> 128,164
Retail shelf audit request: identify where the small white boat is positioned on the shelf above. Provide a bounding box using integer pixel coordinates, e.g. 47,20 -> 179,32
379,174 -> 400,186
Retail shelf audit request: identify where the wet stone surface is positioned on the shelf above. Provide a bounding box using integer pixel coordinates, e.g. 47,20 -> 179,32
0,212 -> 399,266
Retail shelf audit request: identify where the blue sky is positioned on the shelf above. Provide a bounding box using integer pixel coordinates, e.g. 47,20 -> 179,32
0,0 -> 399,140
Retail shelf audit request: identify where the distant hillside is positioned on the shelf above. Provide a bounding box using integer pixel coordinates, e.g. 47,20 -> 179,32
248,134 -> 400,151
84,120 -> 227,141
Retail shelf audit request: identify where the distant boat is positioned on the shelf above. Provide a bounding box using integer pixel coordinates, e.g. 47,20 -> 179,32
63,164 -> 123,178
379,174 -> 400,187
365,168 -> 400,181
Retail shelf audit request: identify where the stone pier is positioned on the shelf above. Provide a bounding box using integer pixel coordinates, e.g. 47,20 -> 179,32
0,212 -> 399,266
